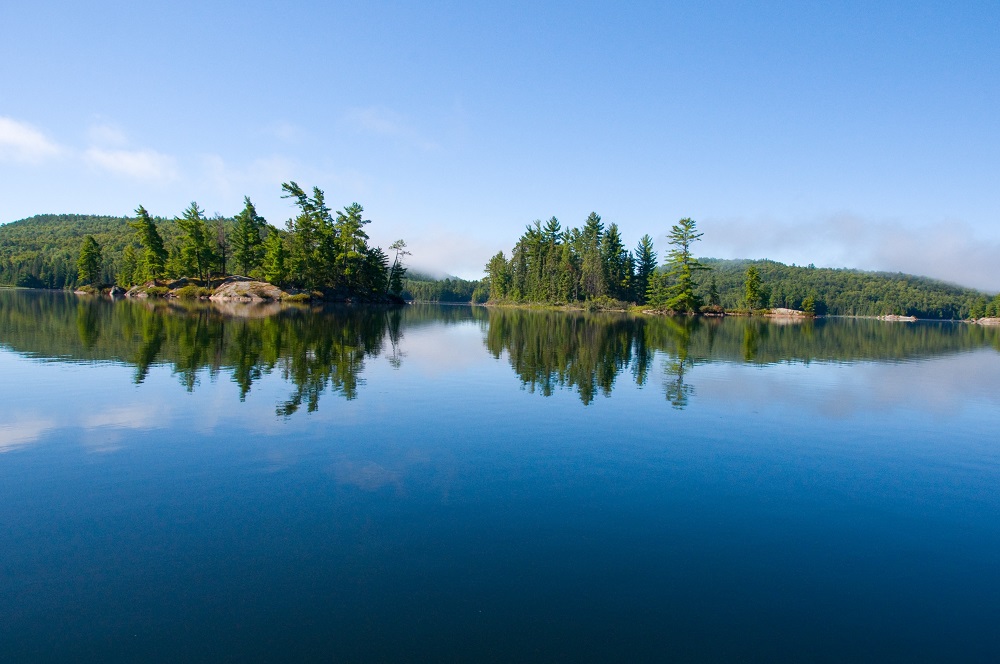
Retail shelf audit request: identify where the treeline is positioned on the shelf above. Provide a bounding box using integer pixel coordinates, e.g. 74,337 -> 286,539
480,213 -> 998,320
483,213 -> 659,306
401,274 -> 487,303
0,182 -> 409,299
0,213 -> 189,289
699,259 -> 997,320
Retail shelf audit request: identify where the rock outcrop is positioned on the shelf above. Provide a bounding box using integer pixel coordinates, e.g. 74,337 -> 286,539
209,277 -> 297,301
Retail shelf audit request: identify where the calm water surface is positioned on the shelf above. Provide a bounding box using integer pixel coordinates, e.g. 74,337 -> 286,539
1,290 -> 999,662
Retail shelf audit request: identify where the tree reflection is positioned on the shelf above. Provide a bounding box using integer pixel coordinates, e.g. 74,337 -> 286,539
0,291 -> 402,414
2,290 -> 1000,413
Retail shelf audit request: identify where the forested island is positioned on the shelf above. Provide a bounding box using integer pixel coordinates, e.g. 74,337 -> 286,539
479,215 -> 1000,321
1,198 -> 998,320
0,182 -> 410,303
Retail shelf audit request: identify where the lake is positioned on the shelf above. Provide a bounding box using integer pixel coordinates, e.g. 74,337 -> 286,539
1,289 -> 999,662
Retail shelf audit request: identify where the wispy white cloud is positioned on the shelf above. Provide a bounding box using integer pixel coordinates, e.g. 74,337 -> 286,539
343,106 -> 440,151
86,122 -> 128,147
702,213 -> 1000,292
85,147 -> 178,182
0,116 -> 63,164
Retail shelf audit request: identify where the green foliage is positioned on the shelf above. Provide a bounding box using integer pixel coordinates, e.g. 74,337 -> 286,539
485,251 -> 511,300
697,258 -> 986,319
262,229 -> 288,286
650,218 -> 708,313
402,275 -> 483,302
633,234 -> 657,305
277,181 -> 393,297
387,239 -> 410,296
130,205 -> 169,282
173,284 -> 214,299
232,196 -> 267,276
176,202 -> 217,284
743,265 -> 763,311
485,212 -> 647,306
282,181 -> 334,290
77,235 -> 103,285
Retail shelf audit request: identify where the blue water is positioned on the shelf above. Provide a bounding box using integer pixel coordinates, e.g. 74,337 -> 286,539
1,293 -> 998,661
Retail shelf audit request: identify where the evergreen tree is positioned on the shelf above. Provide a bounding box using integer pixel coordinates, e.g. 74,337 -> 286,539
743,265 -> 763,311
335,202 -> 371,291
176,202 -> 216,284
262,229 -> 288,286
129,205 -> 168,282
282,181 -> 335,290
801,294 -> 816,315
232,196 -> 267,276
387,239 -> 410,296
77,235 -> 102,285
600,222 -> 628,300
117,245 -> 139,287
213,215 -> 230,278
485,251 -> 511,300
708,275 -> 721,307
655,217 -> 708,312
579,212 -> 606,298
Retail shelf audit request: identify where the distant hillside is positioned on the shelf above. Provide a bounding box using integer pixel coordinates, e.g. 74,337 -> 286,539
0,214 -> 220,289
697,258 -> 989,320
402,274 -> 486,303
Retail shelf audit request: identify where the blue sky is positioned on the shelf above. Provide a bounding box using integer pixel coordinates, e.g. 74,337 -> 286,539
1,1 -> 997,289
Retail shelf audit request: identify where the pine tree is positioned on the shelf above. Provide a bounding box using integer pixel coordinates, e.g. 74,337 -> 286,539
579,212 -> 606,299
282,181 -> 335,290
335,202 -> 371,291
743,265 -> 762,312
657,218 -> 708,313
77,235 -> 103,285
117,245 -> 139,287
129,205 -> 168,282
262,229 -> 288,286
176,202 -> 216,284
387,239 -> 410,296
232,196 -> 267,276
600,222 -> 628,300
633,234 -> 656,304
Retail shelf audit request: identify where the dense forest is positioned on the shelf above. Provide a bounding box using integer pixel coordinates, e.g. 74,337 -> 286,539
481,213 -> 999,320
401,273 -> 486,303
0,183 -> 409,300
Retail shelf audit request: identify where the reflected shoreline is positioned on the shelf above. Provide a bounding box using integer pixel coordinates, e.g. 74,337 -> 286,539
2,290 -> 998,413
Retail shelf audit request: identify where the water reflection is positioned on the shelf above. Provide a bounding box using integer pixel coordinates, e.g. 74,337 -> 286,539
0,291 -> 404,416
2,290 -> 999,413
483,308 -> 1000,407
